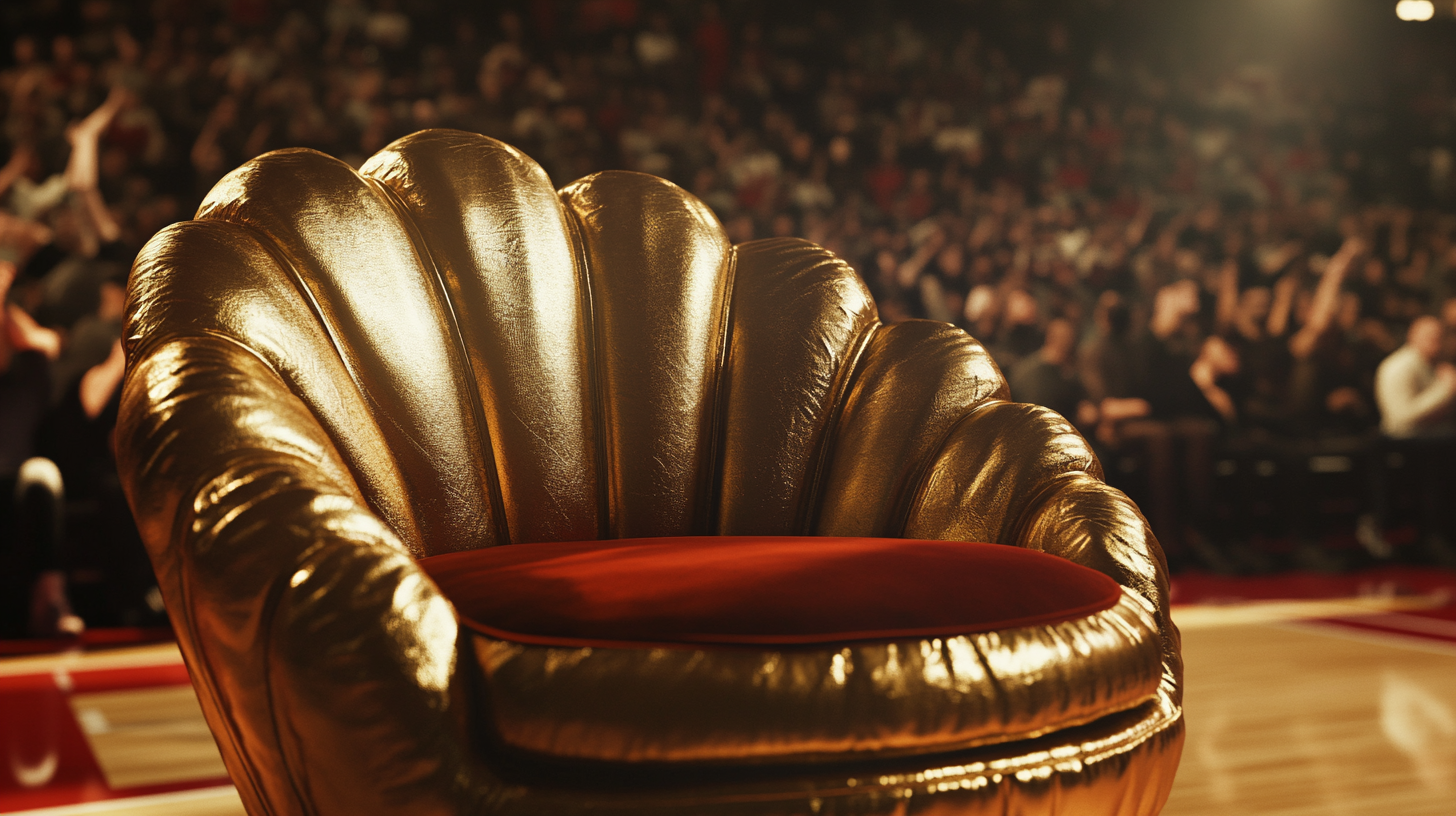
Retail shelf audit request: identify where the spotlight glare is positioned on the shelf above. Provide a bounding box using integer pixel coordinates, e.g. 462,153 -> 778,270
1396,0 -> 1434,20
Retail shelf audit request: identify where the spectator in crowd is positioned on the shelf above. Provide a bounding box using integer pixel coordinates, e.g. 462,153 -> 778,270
1,259 -> 78,638
1009,316 -> 1085,423
1375,315 -> 1456,438
2,76 -> 143,636
1369,315 -> 1456,567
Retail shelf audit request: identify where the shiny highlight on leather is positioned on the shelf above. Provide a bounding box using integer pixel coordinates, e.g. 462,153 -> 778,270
815,321 -> 1008,537
116,337 -> 484,815
361,131 -> 600,545
560,171 -> 733,539
197,148 -> 499,553
717,238 -> 879,535
479,696 -> 1183,815
118,130 -> 1182,816
904,400 -> 1102,548
471,587 -> 1161,764
126,220 -> 426,554
1015,473 -> 1184,700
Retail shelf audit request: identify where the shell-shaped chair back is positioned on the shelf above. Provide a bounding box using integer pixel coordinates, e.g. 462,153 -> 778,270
126,129 -> 1074,556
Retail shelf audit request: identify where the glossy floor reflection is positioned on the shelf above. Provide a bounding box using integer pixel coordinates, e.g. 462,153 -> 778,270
1163,619 -> 1456,816
2,594 -> 1455,814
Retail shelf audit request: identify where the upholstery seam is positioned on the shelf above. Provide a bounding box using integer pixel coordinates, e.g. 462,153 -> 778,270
1005,469 -> 1091,550
560,196 -> 612,540
191,217 -> 424,552
800,319 -> 881,534
257,527 -> 316,816
363,176 -> 510,548
700,243 -> 737,534
894,398 -> 1007,539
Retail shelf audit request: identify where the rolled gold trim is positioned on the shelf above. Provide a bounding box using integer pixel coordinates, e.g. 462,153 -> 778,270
471,588 -> 1163,765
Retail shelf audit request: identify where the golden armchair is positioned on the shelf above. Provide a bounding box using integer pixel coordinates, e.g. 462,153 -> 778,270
117,129 -> 1183,815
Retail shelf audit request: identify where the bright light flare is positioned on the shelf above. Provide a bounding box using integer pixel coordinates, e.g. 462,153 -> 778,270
1396,0 -> 1435,20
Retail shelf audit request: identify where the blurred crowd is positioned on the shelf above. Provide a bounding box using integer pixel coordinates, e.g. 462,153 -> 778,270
6,0 -> 1456,635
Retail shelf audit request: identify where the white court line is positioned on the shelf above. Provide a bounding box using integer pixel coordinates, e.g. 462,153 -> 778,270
0,644 -> 183,679
3,785 -> 239,815
1171,594 -> 1448,630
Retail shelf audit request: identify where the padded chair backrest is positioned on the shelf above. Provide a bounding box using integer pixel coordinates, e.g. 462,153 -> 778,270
126,129 -> 1077,557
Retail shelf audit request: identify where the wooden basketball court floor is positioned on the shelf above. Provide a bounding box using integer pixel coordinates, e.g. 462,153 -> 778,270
2,572 -> 1454,815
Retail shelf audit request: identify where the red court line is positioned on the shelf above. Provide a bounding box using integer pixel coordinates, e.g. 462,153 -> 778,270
1315,611 -> 1456,647
1173,566 -> 1456,647
1171,565 -> 1456,606
0,629 -> 174,659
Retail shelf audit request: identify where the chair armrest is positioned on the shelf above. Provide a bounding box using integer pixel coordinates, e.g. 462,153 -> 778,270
902,402 -> 1180,700
1014,474 -> 1183,702
118,334 -> 489,815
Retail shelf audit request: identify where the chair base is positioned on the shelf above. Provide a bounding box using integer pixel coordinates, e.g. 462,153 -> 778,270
476,687 -> 1184,815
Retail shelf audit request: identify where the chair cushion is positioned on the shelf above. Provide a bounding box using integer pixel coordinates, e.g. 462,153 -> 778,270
420,536 -> 1163,765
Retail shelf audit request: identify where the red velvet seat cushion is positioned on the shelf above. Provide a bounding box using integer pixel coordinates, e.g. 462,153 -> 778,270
421,536 -> 1124,648
419,536 -> 1162,765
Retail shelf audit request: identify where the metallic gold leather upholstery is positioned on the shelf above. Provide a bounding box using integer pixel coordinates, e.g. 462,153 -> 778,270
118,130 -> 1183,815
472,586 -> 1164,764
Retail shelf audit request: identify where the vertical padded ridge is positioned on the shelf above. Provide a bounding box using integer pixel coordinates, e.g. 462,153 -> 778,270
559,171 -> 733,539
902,401 -> 1102,545
716,238 -> 880,535
125,220 -> 426,554
359,174 -> 510,546
196,148 -> 499,553
813,321 -> 1008,537
362,131 -> 600,545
